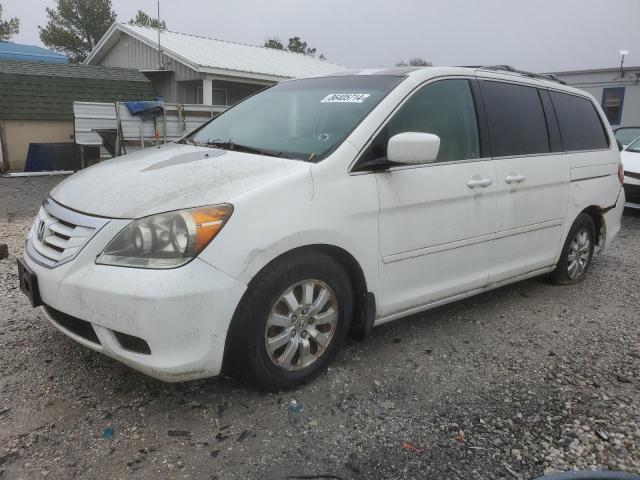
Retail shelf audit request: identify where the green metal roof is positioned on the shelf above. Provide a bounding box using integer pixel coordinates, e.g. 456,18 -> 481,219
0,60 -> 154,120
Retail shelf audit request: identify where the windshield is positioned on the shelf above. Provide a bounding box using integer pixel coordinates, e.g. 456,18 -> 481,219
627,136 -> 640,153
187,75 -> 404,161
615,127 -> 640,146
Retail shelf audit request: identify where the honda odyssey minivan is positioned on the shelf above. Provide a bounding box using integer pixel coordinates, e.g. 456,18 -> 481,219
18,67 -> 625,391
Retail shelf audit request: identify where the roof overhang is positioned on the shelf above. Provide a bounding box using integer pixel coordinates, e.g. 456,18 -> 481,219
85,22 -> 294,83
199,67 -> 288,83
84,22 -> 122,65
85,22 -> 202,73
549,66 -> 640,76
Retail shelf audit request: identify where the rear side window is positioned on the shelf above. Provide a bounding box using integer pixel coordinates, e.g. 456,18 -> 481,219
481,81 -> 550,157
549,91 -> 609,151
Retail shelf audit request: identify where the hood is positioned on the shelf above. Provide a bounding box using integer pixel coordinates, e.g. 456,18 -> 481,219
621,150 -> 640,174
51,143 -> 310,218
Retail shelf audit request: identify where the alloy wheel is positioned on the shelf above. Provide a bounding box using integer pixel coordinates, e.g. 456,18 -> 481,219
264,279 -> 338,371
567,228 -> 591,280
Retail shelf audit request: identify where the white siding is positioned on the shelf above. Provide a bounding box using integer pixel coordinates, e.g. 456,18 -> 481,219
145,72 -> 175,101
99,33 -> 204,102
100,34 -> 201,82
101,34 -> 161,70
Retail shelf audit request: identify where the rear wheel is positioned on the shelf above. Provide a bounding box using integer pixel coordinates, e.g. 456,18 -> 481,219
226,251 -> 353,391
549,213 -> 596,285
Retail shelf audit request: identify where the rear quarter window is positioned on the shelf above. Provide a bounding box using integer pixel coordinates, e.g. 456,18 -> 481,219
549,91 -> 610,151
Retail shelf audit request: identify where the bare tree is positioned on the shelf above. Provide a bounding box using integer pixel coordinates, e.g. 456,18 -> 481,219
396,57 -> 433,67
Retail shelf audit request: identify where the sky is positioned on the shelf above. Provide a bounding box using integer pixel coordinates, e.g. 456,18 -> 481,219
3,0 -> 640,72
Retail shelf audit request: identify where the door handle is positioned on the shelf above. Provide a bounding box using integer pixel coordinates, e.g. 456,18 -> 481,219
504,173 -> 526,184
466,176 -> 492,189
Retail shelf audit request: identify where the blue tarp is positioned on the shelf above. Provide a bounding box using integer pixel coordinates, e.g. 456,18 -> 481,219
0,43 -> 68,64
124,101 -> 165,119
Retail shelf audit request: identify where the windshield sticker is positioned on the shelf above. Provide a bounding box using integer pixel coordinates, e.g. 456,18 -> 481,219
321,93 -> 371,104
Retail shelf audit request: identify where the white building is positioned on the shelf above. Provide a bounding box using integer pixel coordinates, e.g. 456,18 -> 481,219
552,66 -> 640,128
84,22 -> 347,106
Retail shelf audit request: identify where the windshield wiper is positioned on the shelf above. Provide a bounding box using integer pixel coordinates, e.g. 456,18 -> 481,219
205,139 -> 292,159
181,137 -> 201,146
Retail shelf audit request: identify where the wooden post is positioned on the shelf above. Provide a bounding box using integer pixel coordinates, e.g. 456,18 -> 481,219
180,104 -> 185,132
139,119 -> 144,150
162,107 -> 167,144
115,102 -> 125,156
0,120 -> 7,172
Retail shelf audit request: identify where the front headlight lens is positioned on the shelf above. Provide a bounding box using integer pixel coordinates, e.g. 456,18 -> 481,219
97,204 -> 233,269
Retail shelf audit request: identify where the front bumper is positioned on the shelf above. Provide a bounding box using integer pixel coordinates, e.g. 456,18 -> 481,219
623,176 -> 640,209
22,216 -> 247,382
601,186 -> 625,252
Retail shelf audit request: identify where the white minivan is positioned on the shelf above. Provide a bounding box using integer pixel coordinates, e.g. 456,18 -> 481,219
18,67 -> 625,391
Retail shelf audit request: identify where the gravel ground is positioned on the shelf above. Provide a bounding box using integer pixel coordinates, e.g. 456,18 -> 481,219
1,176 -> 639,480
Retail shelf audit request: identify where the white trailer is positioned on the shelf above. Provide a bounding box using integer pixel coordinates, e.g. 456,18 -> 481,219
73,101 -> 228,165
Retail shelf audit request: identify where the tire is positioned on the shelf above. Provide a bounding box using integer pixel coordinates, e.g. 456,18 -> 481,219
226,251 -> 353,392
549,213 -> 596,285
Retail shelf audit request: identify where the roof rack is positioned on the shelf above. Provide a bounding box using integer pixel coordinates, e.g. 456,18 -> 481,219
478,65 -> 566,85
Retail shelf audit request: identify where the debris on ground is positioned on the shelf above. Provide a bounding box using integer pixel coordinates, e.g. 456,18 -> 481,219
402,442 -> 425,454
287,400 -> 304,427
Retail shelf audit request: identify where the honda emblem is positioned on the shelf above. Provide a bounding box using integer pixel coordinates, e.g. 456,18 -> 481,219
36,220 -> 46,242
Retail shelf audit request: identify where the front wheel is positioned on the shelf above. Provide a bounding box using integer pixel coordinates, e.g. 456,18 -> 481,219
226,251 -> 353,392
549,213 -> 596,285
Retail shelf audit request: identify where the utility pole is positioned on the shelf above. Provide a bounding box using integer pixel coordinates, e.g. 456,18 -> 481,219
157,1 -> 163,70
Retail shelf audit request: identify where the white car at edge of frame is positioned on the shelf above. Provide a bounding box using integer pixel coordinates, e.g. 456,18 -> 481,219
621,136 -> 640,209
614,126 -> 640,150
18,66 -> 625,391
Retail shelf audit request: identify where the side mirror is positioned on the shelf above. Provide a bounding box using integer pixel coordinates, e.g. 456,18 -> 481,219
617,139 -> 624,151
387,132 -> 440,165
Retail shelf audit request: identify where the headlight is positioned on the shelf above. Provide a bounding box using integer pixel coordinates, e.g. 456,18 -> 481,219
96,204 -> 233,269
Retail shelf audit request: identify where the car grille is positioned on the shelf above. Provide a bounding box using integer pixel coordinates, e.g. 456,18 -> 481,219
26,197 -> 110,268
45,305 -> 151,355
45,305 -> 101,344
624,183 -> 640,204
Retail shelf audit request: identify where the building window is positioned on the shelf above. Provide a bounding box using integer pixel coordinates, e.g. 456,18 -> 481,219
196,86 -> 228,105
213,88 -> 228,106
601,87 -> 625,125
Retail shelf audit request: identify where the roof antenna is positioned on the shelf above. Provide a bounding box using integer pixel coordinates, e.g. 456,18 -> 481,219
157,1 -> 164,70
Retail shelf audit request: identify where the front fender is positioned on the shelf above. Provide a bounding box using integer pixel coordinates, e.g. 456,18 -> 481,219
198,163 -> 380,301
